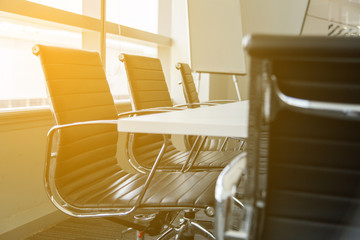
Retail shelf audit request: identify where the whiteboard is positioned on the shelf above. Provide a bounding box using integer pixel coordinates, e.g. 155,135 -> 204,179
187,0 -> 246,74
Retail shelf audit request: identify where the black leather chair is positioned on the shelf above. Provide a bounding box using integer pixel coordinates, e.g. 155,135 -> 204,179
119,53 -> 243,172
176,62 -> 235,106
176,62 -> 246,152
32,44 -> 242,239
216,34 -> 360,240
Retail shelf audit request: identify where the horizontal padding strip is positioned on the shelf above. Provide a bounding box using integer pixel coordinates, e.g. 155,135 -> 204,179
123,54 -> 163,71
268,163 -> 360,198
136,100 -> 173,111
278,79 -> 360,103
38,45 -> 102,65
186,84 -> 198,96
58,169 -> 218,209
271,110 -> 360,142
188,93 -> 199,104
55,104 -> 117,124
179,63 -> 192,74
47,78 -> 111,97
201,138 -> 222,151
57,131 -> 118,160
51,92 -> 115,112
159,147 -> 188,163
59,125 -> 117,144
159,148 -> 189,165
184,73 -> 193,81
267,190 -> 360,226
262,216 -> 360,240
133,91 -> 172,103
194,151 -> 240,167
134,147 -> 189,169
273,60 -> 360,85
56,159 -> 124,197
43,64 -> 106,80
56,156 -> 118,188
142,171 -> 219,207
184,75 -> 195,84
68,171 -> 146,207
132,150 -> 163,167
56,144 -> 118,178
280,78 -> 360,91
270,136 -> 360,170
131,137 -> 188,168
186,84 -> 197,94
132,140 -> 163,156
188,87 -> 197,95
133,133 -> 163,146
130,79 -> 169,92
128,69 -> 166,82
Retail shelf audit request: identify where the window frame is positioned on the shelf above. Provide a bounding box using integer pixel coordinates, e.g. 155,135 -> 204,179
0,0 -> 171,113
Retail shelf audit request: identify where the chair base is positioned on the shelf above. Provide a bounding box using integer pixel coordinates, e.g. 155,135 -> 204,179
157,210 -> 215,240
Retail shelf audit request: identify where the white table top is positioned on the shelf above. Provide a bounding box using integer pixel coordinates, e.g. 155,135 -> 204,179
117,101 -> 248,138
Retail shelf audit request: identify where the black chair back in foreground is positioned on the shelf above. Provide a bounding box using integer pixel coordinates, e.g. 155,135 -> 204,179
33,44 -> 241,239
216,35 -> 360,240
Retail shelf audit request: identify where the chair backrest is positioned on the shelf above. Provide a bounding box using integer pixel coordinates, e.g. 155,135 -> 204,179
244,35 -> 360,240
33,45 -> 120,196
120,53 -> 173,110
176,62 -> 200,104
119,53 -> 180,169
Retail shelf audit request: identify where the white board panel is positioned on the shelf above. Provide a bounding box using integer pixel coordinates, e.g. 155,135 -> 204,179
187,0 -> 246,74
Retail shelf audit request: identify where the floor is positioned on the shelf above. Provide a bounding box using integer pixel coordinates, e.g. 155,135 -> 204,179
24,211 -> 216,240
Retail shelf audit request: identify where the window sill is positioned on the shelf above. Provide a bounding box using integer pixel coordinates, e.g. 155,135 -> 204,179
0,100 -> 132,132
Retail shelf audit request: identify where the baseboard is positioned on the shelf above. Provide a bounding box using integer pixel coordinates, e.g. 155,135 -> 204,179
0,211 -> 69,240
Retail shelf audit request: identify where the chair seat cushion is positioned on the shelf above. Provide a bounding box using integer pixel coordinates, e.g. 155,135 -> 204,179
57,163 -> 219,209
132,134 -> 242,169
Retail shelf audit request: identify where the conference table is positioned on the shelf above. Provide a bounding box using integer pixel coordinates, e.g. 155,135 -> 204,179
117,101 -> 249,138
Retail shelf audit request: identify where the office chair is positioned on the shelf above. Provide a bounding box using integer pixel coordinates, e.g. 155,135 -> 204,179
32,44 -> 242,239
119,53 -> 243,172
175,62 -> 235,106
176,62 -> 246,151
215,34 -> 360,240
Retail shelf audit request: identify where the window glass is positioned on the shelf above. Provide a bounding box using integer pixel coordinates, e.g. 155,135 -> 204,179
107,0 -> 159,33
27,0 -> 82,15
0,0 -> 163,110
0,19 -> 81,109
106,36 -> 158,101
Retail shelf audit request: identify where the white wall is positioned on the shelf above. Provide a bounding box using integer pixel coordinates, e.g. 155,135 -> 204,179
0,112 -> 56,235
238,0 -> 310,100
0,103 -> 131,238
241,0 -> 309,35
168,0 -> 309,102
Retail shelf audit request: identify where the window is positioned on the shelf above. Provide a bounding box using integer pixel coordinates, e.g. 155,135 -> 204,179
107,0 -> 159,33
0,18 -> 82,109
0,0 -> 167,110
27,0 -> 82,15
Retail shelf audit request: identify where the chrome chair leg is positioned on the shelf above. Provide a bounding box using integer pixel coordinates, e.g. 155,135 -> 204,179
190,221 -> 215,239
157,227 -> 177,240
157,209 -> 215,240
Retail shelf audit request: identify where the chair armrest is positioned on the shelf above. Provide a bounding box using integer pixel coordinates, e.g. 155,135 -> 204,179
173,103 -> 217,108
215,153 -> 247,240
271,75 -> 360,121
44,120 -> 172,217
44,120 -> 141,217
174,101 -> 237,109
206,100 -> 237,104
118,107 -> 184,118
